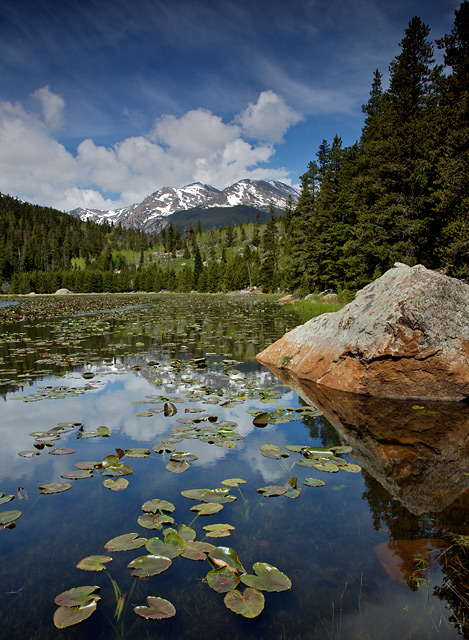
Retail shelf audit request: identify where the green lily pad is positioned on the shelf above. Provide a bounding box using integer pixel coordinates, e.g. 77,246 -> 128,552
341,462 -> 362,473
162,530 -> 186,556
260,444 -> 290,459
284,476 -> 301,498
54,601 -> 98,629
128,554 -> 172,578
190,502 -> 224,515
284,445 -> 307,453
39,483 -> 72,494
134,596 -> 176,620
145,536 -> 177,558
313,462 -> 340,473
61,470 -> 93,480
105,533 -> 148,552
54,585 -> 101,608
221,478 -> 246,487
138,513 -> 175,530
170,451 -> 198,462
177,524 -> 196,541
153,444 -> 176,454
240,562 -> 292,592
203,524 -> 235,538
253,412 -> 270,426
0,493 -> 14,506
208,546 -> 245,572
76,555 -> 112,571
103,478 -> 129,491
100,463 -> 133,477
256,485 -> 287,497
0,509 -> 22,525
165,460 -> 190,473
142,499 -> 175,513
207,566 -> 240,593
97,426 -> 110,437
181,541 -> 215,561
331,445 -> 353,454
76,461 -> 102,470
302,478 -> 326,487
49,447 -> 75,455
18,450 -> 41,458
125,448 -> 150,458
224,588 -> 265,618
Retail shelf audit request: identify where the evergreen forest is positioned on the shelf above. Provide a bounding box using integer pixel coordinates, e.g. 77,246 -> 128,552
1,3 -> 467,296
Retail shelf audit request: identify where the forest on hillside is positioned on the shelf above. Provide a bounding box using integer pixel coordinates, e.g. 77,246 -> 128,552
1,3 -> 467,296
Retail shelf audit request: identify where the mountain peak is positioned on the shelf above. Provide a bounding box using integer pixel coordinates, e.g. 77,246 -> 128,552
69,179 -> 298,233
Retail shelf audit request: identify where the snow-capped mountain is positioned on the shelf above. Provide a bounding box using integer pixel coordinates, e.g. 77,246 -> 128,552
69,180 -> 298,233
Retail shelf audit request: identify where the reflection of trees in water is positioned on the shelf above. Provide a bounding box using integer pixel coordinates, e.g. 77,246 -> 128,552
362,470 -> 469,637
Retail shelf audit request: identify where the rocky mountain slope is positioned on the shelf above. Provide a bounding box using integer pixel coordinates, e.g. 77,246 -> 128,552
69,179 -> 298,233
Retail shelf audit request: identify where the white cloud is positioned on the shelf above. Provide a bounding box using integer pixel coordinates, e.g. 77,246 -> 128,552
0,90 -> 302,211
32,85 -> 65,129
236,90 -> 303,143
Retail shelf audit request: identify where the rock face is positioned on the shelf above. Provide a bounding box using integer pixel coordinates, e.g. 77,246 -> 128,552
257,263 -> 469,401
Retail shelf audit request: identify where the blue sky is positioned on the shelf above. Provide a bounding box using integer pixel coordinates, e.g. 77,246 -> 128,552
0,0 -> 460,211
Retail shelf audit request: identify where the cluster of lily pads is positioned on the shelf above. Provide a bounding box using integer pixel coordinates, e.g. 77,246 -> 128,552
53,485 -> 292,629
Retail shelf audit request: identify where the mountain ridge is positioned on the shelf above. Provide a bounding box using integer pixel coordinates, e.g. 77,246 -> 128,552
69,179 -> 298,233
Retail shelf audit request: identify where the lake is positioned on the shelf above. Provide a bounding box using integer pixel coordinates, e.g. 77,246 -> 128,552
1,294 -> 468,639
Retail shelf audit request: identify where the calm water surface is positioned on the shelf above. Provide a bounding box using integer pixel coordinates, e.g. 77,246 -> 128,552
0,295 -> 467,639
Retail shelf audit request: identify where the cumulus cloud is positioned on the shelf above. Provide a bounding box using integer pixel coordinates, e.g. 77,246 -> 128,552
236,90 -> 303,143
0,90 -> 302,211
32,85 -> 65,129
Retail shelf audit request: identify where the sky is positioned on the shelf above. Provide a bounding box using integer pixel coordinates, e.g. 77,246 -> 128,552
0,0 -> 461,212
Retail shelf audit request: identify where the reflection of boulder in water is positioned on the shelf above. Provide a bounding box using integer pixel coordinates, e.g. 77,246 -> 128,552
269,368 -> 469,516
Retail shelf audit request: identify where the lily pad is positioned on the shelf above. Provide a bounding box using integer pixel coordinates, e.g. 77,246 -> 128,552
177,524 -> 196,541
190,502 -> 224,515
105,533 -> 148,552
103,478 -> 129,491
142,499 -> 175,513
97,426 -> 110,437
76,461 -> 101,470
128,554 -> 172,578
241,562 -> 292,592
207,566 -> 240,593
181,541 -> 215,561
134,596 -> 176,620
313,462 -> 340,473
100,463 -> 133,477
170,451 -> 198,462
153,444 -> 176,454
302,478 -> 326,487
256,485 -> 287,497
54,585 -> 101,608
260,444 -> 290,460
18,450 -> 41,458
61,470 -> 93,480
224,588 -> 265,618
125,448 -> 150,458
203,524 -> 235,538
162,530 -> 186,557
0,509 -> 22,525
221,478 -> 246,487
54,601 -> 98,629
0,493 -> 14,506
39,483 -> 72,494
76,555 -> 112,571
138,513 -> 175,530
208,546 -> 245,572
165,460 -> 190,473
49,447 -> 75,455
341,462 -> 362,473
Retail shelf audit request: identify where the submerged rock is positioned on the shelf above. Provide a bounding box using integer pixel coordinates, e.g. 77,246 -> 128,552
257,263 -> 469,401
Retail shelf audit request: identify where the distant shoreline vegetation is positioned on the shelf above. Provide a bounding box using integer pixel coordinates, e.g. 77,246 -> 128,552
1,5 -> 467,295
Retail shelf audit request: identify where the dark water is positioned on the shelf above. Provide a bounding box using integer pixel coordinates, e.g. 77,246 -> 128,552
0,295 -> 468,639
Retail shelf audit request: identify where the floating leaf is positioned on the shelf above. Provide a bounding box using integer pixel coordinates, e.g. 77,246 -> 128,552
76,461 -> 101,470
207,566 -> 240,593
128,554 -> 172,578
284,445 -> 306,453
240,563 -> 292,592
61,470 -> 93,480
125,448 -> 150,458
134,596 -> 176,620
39,483 -> 72,494
162,530 -> 186,557
253,412 -> 270,427
54,585 -> 101,608
100,463 -> 133,477
284,476 -> 301,499
221,478 -> 246,487
208,546 -> 245,572
224,588 -> 265,618
0,509 -> 22,525
256,485 -> 287,497
341,462 -> 362,473
177,524 -> 196,541
105,533 -> 147,552
49,447 -> 75,455
190,502 -> 224,516
77,555 -> 112,571
165,460 -> 190,473
302,478 -> 326,487
54,601 -> 98,629
138,513 -> 174,530
97,426 -> 110,437
103,478 -> 129,491
142,499 -> 175,513
145,536 -> 177,559
330,445 -> 353,454
203,524 -> 235,538
312,462 -> 340,473
260,444 -> 290,460
170,451 -> 198,462
18,450 -> 41,458
0,493 -> 14,506
153,444 -> 176,454
181,541 -> 215,561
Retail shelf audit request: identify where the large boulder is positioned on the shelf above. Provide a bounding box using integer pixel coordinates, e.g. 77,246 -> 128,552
256,263 -> 469,401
